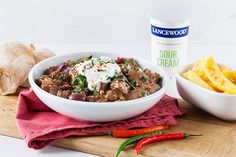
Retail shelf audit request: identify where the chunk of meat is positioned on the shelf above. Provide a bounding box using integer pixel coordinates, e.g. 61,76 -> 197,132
41,77 -> 54,85
106,90 -> 119,101
59,84 -> 72,90
119,58 -> 141,74
144,69 -> 161,83
49,85 -> 59,95
41,84 -> 50,92
106,89 -> 126,102
110,80 -> 130,94
128,70 -> 147,81
100,82 -> 108,91
50,71 -> 71,83
128,88 -> 147,100
96,97 -> 109,102
141,82 -> 161,94
57,61 -> 74,73
87,95 -> 98,102
37,72 -> 72,96
35,75 -> 49,86
56,90 -> 71,98
106,79 -> 130,102
69,93 -> 86,101
116,57 -> 128,64
127,58 -> 141,71
39,77 -> 56,92
43,66 -> 58,75
127,70 -> 150,87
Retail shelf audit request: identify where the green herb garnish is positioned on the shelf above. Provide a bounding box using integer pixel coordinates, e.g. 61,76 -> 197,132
72,88 -> 82,93
107,76 -> 116,81
141,91 -> 148,97
72,74 -> 87,89
139,76 -> 147,82
123,61 -> 129,67
130,80 -> 137,87
93,90 -> 97,96
121,61 -> 129,69
123,73 -> 129,78
122,74 -> 136,89
134,67 -> 141,71
93,90 -> 101,98
88,55 -> 92,59
57,76 -> 65,81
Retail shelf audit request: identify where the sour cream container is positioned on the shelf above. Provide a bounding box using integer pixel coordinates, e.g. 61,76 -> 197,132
150,16 -> 190,79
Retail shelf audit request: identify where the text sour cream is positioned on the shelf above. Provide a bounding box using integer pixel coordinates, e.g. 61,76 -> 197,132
74,56 -> 121,91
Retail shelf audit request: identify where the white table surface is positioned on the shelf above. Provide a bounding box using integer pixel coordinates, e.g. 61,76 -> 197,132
1,43 -> 235,157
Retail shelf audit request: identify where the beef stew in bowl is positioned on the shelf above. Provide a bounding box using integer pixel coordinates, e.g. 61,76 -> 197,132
35,56 -> 162,102
28,52 -> 168,122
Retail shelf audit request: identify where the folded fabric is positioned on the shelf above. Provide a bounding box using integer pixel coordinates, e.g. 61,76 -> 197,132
15,88 -> 184,149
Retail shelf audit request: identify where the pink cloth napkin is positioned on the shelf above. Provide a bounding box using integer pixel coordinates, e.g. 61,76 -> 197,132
15,88 -> 184,149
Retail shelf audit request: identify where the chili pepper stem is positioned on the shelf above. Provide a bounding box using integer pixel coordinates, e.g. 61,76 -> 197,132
108,131 -> 112,136
189,134 -> 203,137
184,133 -> 203,138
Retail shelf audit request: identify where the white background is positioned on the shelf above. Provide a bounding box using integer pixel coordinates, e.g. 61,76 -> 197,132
0,0 -> 236,157
0,0 -> 236,44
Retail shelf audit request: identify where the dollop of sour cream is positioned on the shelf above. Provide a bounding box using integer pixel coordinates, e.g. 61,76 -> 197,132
74,56 -> 121,91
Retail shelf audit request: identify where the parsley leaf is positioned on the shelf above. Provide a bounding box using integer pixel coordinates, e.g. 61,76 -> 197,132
141,91 -> 148,97
88,55 -> 92,59
139,76 -> 147,82
123,61 -> 129,67
72,74 -> 87,89
72,88 -> 82,93
57,76 -> 65,81
107,76 -> 116,81
130,80 -> 137,87
122,74 -> 136,89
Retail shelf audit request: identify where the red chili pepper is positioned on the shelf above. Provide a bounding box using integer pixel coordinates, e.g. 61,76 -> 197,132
111,125 -> 168,138
135,132 -> 202,154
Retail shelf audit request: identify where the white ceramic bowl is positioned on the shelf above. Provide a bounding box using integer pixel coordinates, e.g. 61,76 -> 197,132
176,64 -> 236,121
28,52 -> 169,122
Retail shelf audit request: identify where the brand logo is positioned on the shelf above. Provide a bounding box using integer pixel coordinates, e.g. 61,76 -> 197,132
151,25 -> 189,38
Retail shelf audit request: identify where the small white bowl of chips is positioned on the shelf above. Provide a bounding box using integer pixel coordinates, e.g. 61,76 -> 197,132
176,56 -> 236,121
